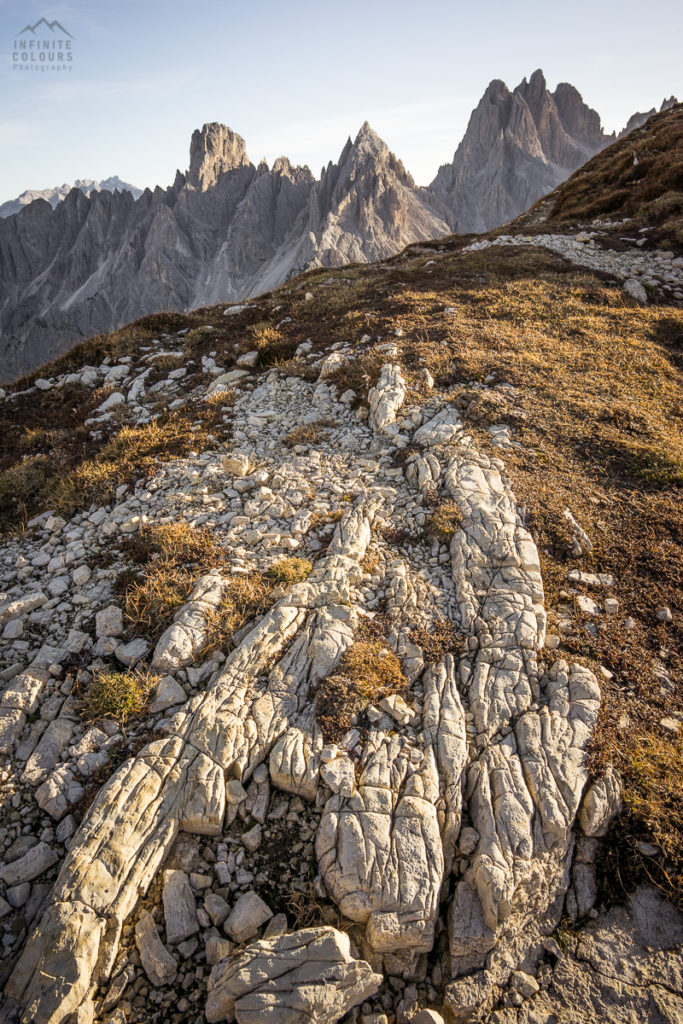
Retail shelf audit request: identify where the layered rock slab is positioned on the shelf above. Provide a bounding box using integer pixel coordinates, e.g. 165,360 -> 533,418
205,926 -> 382,1024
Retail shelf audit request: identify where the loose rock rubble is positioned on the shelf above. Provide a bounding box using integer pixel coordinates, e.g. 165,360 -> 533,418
0,315 -> 672,1024
466,233 -> 683,304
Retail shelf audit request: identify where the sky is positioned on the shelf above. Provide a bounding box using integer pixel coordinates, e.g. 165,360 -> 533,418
0,0 -> 681,203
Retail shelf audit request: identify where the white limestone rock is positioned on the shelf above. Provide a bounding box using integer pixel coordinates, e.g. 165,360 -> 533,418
149,675 -> 187,713
579,766 -> 622,837
205,926 -> 382,1024
95,605 -> 124,638
368,364 -> 406,435
0,842 -> 59,885
623,278 -> 648,303
162,869 -> 199,945
135,910 -> 177,987
224,891 -> 273,944
151,571 -> 225,673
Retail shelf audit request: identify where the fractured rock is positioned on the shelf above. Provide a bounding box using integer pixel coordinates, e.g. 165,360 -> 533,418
0,842 -> 59,886
135,910 -> 177,987
205,926 -> 382,1024
579,766 -> 622,837
368,364 -> 406,435
162,869 -> 199,945
151,572 -> 225,673
224,891 -> 273,944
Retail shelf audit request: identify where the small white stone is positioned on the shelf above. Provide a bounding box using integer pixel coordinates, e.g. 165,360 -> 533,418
115,638 -> 150,666
223,891 -> 273,943
623,278 -> 648,303
576,594 -> 600,617
96,605 -> 124,638
71,565 -> 91,587
2,618 -> 24,640
241,825 -> 262,852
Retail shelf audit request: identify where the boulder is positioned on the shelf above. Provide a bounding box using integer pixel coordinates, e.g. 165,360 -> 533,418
205,926 -> 382,1023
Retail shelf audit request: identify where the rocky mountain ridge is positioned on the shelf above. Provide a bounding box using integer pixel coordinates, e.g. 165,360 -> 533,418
0,73 -> 677,384
0,177 -> 143,219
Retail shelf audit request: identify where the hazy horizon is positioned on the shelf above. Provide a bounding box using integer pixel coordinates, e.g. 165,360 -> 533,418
1,0 -> 681,205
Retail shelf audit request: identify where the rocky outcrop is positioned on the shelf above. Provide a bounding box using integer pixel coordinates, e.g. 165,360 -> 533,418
486,887 -> 683,1024
429,70 -> 614,233
5,500 -> 381,1021
7,312 -> 660,1024
205,927 -> 382,1023
187,123 -> 251,191
151,571 -> 226,674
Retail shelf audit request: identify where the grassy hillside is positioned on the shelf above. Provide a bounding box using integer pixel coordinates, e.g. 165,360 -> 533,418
515,102 -> 683,250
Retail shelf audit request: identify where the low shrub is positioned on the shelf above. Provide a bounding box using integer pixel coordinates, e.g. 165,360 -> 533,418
83,670 -> 155,725
267,557 -> 312,585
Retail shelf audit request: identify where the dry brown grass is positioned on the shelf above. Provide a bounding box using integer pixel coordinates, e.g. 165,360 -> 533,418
282,422 -> 332,447
202,573 -> 274,655
0,407 -> 206,532
596,732 -> 683,909
53,415 -> 205,516
267,557 -> 312,585
425,499 -> 463,541
118,521 -> 230,640
284,885 -> 339,930
270,357 -> 318,381
314,640 -> 407,743
326,350 -> 385,405
240,321 -> 298,366
14,310 -> 196,390
625,733 -> 683,867
409,621 -> 465,663
360,548 -> 382,575
523,104 -> 683,250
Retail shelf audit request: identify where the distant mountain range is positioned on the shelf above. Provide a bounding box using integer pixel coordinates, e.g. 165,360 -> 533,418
0,72 -> 676,381
0,177 -> 143,219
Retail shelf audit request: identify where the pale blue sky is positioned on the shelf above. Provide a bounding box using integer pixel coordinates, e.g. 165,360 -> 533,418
0,0 -> 681,203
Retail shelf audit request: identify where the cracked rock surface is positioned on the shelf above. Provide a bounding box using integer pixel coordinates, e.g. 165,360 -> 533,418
0,326 -> 673,1024
205,926 -> 382,1023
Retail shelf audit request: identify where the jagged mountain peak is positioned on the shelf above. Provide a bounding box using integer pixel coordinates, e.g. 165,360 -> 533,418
354,120 -> 383,147
0,176 -> 143,219
187,123 -> 251,191
482,78 -> 510,103
429,70 -> 613,233
620,95 -> 679,137
516,67 -> 547,96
